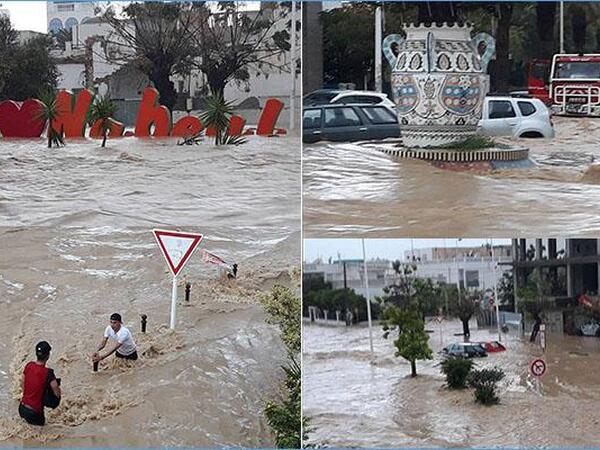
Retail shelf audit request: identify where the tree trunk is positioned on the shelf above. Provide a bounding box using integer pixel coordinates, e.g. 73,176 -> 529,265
494,4 -> 512,93
530,317 -> 542,342
410,360 -> 417,377
571,5 -> 587,53
102,129 -> 107,148
149,66 -> 176,112
207,75 -> 226,99
462,318 -> 471,340
536,3 -> 556,60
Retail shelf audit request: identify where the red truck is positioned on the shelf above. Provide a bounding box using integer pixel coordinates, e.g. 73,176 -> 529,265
528,54 -> 600,116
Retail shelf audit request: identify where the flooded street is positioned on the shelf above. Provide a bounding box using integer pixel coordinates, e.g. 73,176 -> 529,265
303,320 -> 600,447
303,117 -> 600,237
0,136 -> 300,446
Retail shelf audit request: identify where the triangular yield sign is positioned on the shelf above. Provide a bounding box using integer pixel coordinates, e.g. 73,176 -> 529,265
153,229 -> 203,277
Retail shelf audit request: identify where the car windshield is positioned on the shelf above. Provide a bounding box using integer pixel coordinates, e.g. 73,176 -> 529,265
554,61 -> 600,79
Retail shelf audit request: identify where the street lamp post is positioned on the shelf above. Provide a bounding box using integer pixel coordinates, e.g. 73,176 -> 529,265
491,238 -> 502,342
362,239 -> 374,356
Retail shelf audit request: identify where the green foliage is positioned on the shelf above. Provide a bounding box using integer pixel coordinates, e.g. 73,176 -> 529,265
264,357 -> 303,449
36,89 -> 64,149
437,137 -> 497,151
199,95 -> 248,146
498,270 -> 515,311
440,357 -> 474,389
468,367 -> 505,405
303,285 -> 380,322
259,284 -> 304,448
0,17 -> 58,101
260,285 -> 300,355
88,96 -> 118,147
382,261 -> 442,316
381,306 -> 432,377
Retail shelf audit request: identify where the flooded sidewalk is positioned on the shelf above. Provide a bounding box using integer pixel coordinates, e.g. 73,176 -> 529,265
303,117 -> 600,237
303,320 -> 600,447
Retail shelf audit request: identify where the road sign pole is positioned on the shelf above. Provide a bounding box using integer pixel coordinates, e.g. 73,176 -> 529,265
170,275 -> 178,329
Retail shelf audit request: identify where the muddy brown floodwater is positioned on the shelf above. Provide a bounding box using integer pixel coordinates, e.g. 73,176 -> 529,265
0,136 -> 300,446
304,117 -> 600,237
303,320 -> 600,447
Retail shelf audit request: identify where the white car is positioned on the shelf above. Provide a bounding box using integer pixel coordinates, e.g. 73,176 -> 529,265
478,96 -> 555,139
304,89 -> 396,111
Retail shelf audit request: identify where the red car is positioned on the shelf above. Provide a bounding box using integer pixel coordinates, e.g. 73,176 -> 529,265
477,341 -> 507,353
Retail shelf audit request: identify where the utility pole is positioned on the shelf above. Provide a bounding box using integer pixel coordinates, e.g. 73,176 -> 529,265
362,239 -> 374,356
491,239 -> 502,342
375,5 -> 383,92
290,0 -> 297,130
560,1 -> 565,53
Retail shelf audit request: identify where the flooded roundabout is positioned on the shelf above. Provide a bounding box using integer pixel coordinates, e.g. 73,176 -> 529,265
0,136 -> 300,446
304,117 -> 600,237
303,320 -> 600,448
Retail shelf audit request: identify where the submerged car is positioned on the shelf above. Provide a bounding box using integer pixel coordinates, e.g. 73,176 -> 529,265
442,342 -> 488,358
478,96 -> 555,139
476,341 -> 507,353
303,104 -> 400,143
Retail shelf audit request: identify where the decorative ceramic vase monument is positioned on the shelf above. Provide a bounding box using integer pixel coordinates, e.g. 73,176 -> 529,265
383,23 -> 495,148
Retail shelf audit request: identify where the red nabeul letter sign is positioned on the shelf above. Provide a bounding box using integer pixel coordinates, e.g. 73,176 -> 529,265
0,87 -> 286,140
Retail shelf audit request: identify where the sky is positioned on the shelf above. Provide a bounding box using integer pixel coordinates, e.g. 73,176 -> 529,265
1,1 -> 261,33
303,238 -> 512,263
2,1 -> 47,32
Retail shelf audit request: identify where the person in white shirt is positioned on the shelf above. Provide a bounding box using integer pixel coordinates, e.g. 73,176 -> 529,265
92,313 -> 138,362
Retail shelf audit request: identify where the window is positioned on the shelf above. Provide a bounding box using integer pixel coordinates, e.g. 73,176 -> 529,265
518,101 -> 537,117
303,109 -> 322,129
304,92 -> 337,105
555,61 -> 600,79
324,107 -> 362,127
335,95 -> 381,105
361,106 -> 397,124
64,17 -> 78,30
56,3 -> 75,12
49,18 -> 63,33
489,100 -> 516,119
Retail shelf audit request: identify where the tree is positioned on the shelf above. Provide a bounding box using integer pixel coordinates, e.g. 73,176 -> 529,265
382,306 -> 433,377
259,284 -> 303,448
450,289 -> 480,339
101,2 -> 204,111
498,270 -> 515,311
517,271 -> 554,342
0,18 -> 58,101
36,89 -> 64,149
536,2 -> 556,60
570,4 -> 587,53
199,95 -> 247,146
88,96 -> 118,148
494,4 -> 513,93
190,3 -> 292,98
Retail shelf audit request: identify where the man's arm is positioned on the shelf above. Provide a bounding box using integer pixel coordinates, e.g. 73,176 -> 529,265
49,379 -> 61,398
97,336 -> 108,352
93,341 -> 122,362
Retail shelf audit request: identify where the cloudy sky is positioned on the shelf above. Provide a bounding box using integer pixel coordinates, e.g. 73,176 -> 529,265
2,2 -> 47,32
303,238 -> 512,263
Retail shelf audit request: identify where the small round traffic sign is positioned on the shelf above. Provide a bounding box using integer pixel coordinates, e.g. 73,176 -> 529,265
530,358 -> 547,377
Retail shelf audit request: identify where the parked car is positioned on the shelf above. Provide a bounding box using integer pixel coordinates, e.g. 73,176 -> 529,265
304,89 -> 396,111
442,342 -> 488,358
478,95 -> 555,138
580,322 -> 600,337
303,104 -> 400,143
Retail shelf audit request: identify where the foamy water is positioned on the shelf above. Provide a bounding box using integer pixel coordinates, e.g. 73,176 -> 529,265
0,136 -> 300,446
303,116 -> 600,237
303,320 -> 600,447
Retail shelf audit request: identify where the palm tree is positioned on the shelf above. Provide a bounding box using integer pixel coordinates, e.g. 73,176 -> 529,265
199,95 -> 246,146
88,96 -> 117,148
36,89 -> 64,148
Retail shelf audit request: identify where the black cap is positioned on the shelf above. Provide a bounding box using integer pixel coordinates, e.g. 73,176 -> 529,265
35,341 -> 51,359
110,313 -> 122,322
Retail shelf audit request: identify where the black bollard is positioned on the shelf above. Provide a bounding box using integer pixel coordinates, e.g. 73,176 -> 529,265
141,314 -> 147,333
185,283 -> 191,302
93,361 -> 99,372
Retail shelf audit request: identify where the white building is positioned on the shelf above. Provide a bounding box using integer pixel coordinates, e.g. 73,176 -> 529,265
0,6 -> 10,19
47,1 -> 96,34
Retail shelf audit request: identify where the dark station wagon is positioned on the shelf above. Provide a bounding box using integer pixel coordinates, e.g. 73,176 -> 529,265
303,104 -> 401,143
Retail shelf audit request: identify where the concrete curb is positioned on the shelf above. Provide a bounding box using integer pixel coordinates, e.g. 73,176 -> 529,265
378,146 -> 529,162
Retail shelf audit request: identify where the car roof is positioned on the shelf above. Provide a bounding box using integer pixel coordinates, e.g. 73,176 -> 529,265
334,90 -> 387,97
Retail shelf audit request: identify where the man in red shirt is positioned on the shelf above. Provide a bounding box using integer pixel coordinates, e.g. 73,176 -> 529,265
19,341 -> 61,426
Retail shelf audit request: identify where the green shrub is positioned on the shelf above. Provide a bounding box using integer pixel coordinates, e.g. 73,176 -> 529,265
467,367 -> 505,405
440,357 -> 474,389
436,136 -> 497,151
